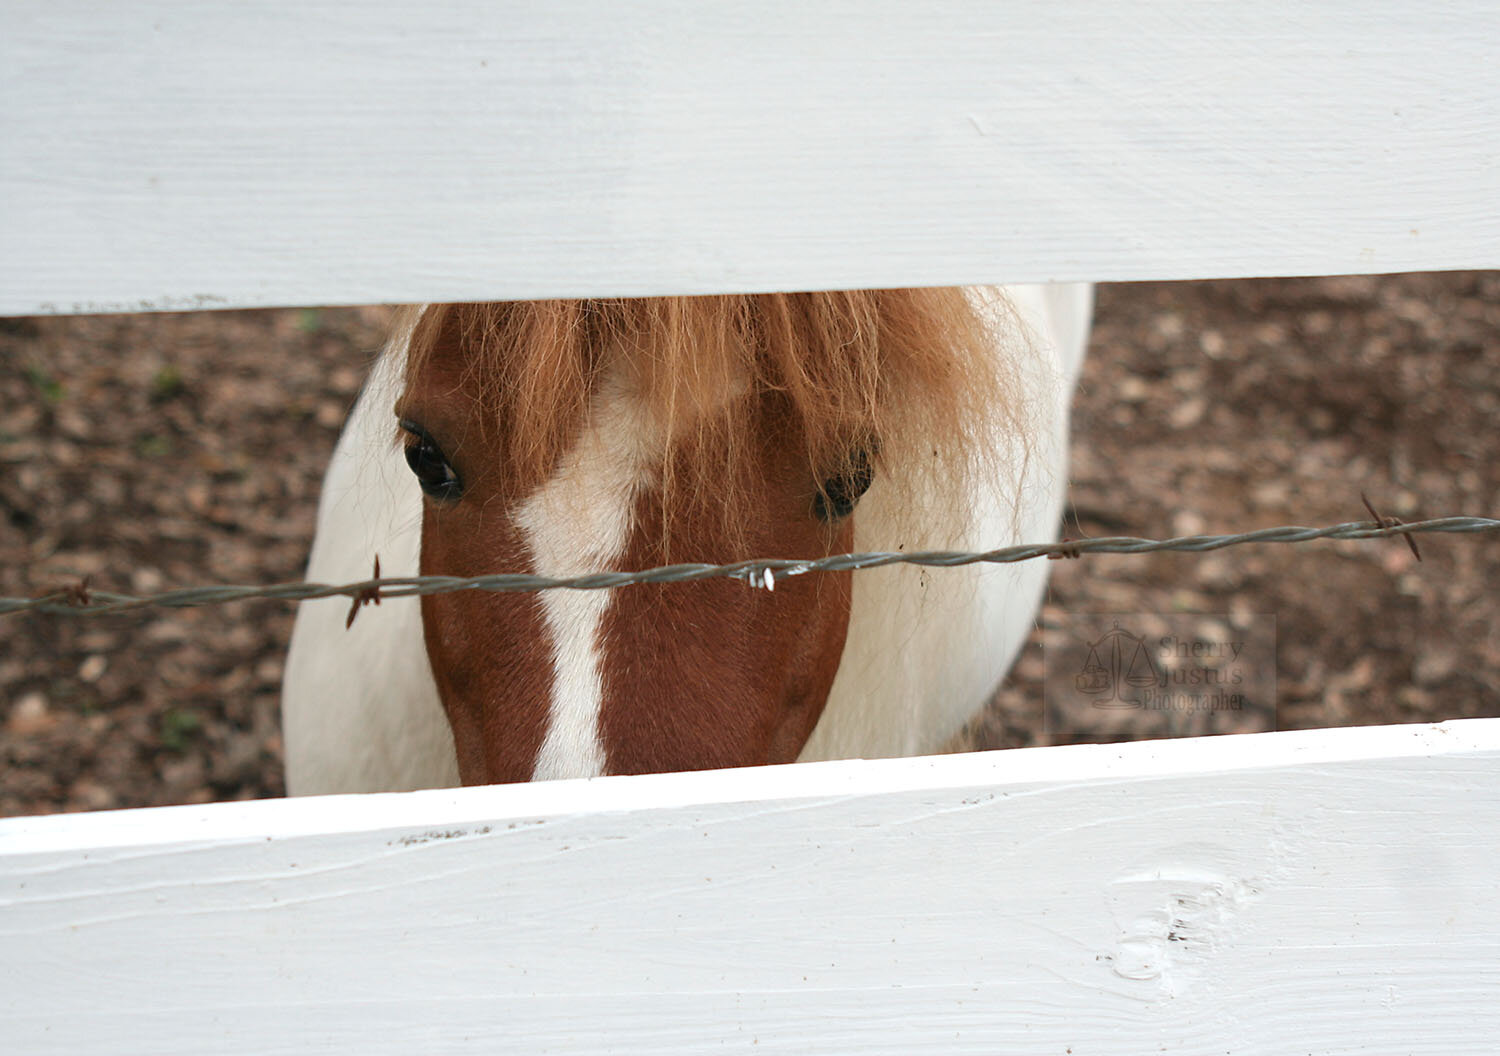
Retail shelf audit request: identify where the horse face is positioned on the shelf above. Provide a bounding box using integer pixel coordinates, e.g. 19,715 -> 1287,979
397,311 -> 867,785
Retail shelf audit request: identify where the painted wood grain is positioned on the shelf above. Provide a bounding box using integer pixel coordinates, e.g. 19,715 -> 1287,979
2,2 -> 1497,315
4,720 -> 1499,1054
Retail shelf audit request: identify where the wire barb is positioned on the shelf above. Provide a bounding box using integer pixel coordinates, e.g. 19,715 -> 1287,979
1361,492 -> 1421,562
344,555 -> 383,629
1047,537 -> 1083,560
1,514 -> 1495,619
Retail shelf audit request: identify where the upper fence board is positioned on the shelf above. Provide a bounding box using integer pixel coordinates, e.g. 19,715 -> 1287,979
3,1 -> 1498,315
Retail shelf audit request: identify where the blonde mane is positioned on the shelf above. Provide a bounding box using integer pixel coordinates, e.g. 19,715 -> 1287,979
399,288 -> 1028,552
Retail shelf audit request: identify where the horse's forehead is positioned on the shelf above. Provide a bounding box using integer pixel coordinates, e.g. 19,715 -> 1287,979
516,372 -> 662,540
568,359 -> 755,460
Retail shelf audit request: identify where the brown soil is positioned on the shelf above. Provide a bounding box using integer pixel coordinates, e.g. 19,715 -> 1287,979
3,275 -> 1498,817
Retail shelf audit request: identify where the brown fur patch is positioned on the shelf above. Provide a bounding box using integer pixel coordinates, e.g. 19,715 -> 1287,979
417,503 -> 554,786
597,406 -> 855,774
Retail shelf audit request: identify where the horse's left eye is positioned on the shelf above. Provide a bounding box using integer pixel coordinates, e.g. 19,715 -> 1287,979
399,419 -> 463,503
813,449 -> 874,522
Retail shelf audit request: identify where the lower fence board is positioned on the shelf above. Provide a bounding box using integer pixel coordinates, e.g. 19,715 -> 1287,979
3,720 -> 1499,1054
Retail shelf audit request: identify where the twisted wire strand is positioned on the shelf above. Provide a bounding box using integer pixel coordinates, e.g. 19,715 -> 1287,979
3,515 -> 1495,619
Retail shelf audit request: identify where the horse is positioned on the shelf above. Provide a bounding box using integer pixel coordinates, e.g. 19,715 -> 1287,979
282,284 -> 1092,793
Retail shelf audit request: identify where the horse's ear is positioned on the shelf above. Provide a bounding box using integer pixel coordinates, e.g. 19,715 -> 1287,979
813,447 -> 875,522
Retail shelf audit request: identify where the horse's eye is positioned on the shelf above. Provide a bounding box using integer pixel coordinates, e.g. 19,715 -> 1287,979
399,419 -> 463,503
813,449 -> 874,522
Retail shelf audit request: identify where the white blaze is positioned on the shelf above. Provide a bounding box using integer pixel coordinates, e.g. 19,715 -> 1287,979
516,383 -> 656,781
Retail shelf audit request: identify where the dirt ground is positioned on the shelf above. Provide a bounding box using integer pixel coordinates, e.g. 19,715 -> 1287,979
2,274 -> 1497,817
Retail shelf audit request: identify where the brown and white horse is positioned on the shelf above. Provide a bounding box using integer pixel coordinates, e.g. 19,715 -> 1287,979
282,285 -> 1092,793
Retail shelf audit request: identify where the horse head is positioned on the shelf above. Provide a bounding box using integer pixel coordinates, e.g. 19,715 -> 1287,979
391,291 -> 1015,783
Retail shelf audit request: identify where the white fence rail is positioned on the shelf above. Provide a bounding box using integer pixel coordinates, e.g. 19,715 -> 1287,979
3,1 -> 1498,315
2,2 -> 1498,1053
5,721 -> 1500,1054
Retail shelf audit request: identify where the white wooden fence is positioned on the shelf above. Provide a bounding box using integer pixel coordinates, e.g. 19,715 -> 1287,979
3,4 -> 1498,1053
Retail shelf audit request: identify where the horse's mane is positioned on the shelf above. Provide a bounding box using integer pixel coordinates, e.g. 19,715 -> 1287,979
398,289 -> 1029,552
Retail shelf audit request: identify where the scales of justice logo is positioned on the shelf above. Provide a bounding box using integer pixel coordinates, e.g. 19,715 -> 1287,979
1074,621 -> 1163,708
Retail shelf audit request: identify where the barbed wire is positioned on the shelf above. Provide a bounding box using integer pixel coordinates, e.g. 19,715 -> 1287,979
2,514 -> 1495,619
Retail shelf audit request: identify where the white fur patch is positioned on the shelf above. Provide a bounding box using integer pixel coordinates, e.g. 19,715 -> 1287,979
517,381 -> 657,781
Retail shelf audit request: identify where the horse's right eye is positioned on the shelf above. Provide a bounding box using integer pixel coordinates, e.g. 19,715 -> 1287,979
398,419 -> 463,503
813,448 -> 875,522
